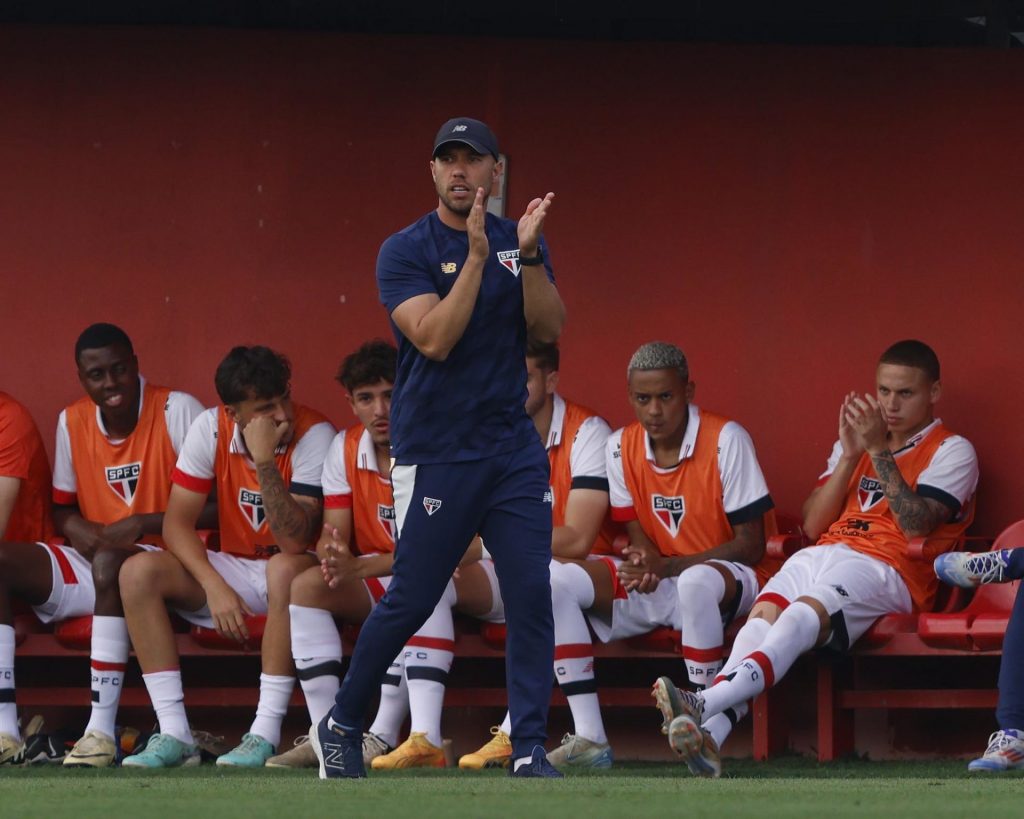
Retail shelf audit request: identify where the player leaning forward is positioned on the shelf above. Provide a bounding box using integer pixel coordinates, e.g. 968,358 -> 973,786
120,346 -> 333,767
655,339 -> 979,777
310,117 -> 567,778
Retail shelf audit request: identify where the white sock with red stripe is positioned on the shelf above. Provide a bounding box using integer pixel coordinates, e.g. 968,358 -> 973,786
290,604 -> 343,725
718,616 -> 771,681
141,669 -> 192,745
0,625 -> 18,738
368,652 -> 407,748
84,615 -> 129,739
677,564 -> 726,688
700,601 -> 820,720
405,580 -> 457,747
249,674 -> 294,747
550,561 -> 606,744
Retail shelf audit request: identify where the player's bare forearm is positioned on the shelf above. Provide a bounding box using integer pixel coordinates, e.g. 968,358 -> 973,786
255,462 -> 320,553
551,489 -> 608,559
163,504 -> 223,591
522,272 -> 564,343
659,518 -> 765,579
869,449 -> 949,537
357,553 -> 394,579
802,458 -> 858,539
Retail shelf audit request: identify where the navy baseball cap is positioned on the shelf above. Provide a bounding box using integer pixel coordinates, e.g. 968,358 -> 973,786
432,117 -> 500,159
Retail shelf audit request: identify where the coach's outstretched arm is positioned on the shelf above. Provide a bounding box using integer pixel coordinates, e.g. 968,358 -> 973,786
518,192 -> 565,343
390,188 -> 489,362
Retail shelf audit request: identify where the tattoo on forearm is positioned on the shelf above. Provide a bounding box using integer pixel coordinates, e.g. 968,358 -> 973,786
870,450 -> 943,535
256,462 -> 314,545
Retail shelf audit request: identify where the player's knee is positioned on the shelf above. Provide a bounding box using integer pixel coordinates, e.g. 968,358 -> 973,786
118,552 -> 164,602
748,601 -> 782,623
676,563 -> 724,608
266,552 -> 314,603
91,548 -> 130,594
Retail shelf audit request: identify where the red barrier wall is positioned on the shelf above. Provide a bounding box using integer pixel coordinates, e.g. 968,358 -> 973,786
1,26 -> 1021,533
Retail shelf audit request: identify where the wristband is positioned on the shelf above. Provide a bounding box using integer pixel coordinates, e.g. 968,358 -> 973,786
519,252 -> 544,267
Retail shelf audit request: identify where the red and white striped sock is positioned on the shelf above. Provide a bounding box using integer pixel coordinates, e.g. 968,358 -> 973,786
84,616 -> 130,739
406,580 -> 457,747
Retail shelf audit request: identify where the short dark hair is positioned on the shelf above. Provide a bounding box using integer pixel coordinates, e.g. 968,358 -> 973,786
336,340 -> 397,392
879,339 -> 940,382
75,323 -> 133,363
214,346 -> 291,405
526,339 -> 560,373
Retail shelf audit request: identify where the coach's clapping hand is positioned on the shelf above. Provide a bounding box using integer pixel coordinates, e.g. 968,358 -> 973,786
205,576 -> 253,643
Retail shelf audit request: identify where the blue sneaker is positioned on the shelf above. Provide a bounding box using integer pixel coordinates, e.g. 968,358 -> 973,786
935,550 -> 1011,588
215,733 -> 275,767
121,733 -> 201,768
308,715 -> 365,780
968,730 -> 1024,772
508,745 -> 564,778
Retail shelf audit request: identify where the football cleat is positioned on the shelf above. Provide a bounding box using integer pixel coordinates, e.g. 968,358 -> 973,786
668,715 -> 722,778
968,729 -> 1024,772
546,734 -> 613,769
121,733 -> 201,768
651,676 -> 704,734
361,732 -> 394,766
371,732 -> 444,769
64,729 -> 117,768
935,550 -> 1011,588
508,745 -> 564,778
216,732 -> 275,767
309,715 -> 365,779
266,734 -> 318,768
458,726 -> 512,769
0,732 -> 26,766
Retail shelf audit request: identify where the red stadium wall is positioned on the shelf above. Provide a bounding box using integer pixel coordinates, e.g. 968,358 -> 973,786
1,25 -> 1022,536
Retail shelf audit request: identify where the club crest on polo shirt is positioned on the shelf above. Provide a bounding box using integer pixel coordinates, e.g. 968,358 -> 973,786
378,503 -> 397,542
497,250 -> 520,278
857,477 -> 885,511
239,488 -> 267,531
106,462 -> 141,506
652,494 -> 685,537
423,497 -> 442,516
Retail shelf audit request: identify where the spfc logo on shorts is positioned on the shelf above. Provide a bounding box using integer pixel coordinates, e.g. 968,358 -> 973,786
239,488 -> 266,531
497,250 -> 520,278
858,477 -> 885,511
652,495 -> 685,537
423,497 -> 442,516
106,462 -> 141,506
378,503 -> 397,542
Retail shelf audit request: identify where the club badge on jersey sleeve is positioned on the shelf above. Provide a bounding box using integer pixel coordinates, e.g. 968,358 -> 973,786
858,477 -> 885,511
106,462 -> 142,506
652,494 -> 686,537
239,488 -> 267,531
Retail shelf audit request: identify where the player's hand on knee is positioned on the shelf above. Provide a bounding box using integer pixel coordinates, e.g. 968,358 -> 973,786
207,581 -> 253,643
321,537 -> 360,589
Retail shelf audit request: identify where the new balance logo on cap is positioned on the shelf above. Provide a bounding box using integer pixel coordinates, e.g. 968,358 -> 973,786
453,125 -> 467,132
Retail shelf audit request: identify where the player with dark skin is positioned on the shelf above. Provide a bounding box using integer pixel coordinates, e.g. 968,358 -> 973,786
0,339 -> 212,624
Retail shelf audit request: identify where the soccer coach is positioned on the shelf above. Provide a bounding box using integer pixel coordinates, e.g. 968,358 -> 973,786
311,117 -> 566,778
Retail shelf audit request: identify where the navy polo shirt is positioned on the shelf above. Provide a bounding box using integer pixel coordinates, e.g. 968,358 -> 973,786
377,210 -> 556,465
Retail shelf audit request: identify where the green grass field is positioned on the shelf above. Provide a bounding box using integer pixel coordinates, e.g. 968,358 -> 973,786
1,760 -> 1021,819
